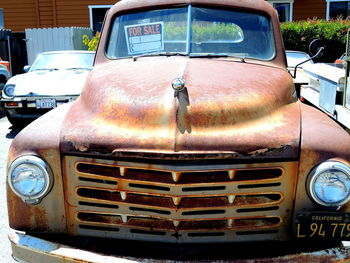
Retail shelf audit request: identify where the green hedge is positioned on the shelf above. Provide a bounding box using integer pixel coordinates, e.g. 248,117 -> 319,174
281,19 -> 349,62
84,19 -> 350,62
164,23 -> 243,42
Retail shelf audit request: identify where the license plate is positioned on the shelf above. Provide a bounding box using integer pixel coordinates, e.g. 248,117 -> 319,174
36,99 -> 56,109
295,212 -> 350,240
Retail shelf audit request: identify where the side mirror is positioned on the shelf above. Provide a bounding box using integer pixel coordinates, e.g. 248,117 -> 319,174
293,39 -> 326,78
309,39 -> 325,59
23,65 -> 31,73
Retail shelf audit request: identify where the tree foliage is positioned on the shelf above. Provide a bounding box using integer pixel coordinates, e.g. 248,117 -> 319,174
281,18 -> 349,62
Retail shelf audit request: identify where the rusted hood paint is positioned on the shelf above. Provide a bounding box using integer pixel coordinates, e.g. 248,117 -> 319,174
60,57 -> 299,159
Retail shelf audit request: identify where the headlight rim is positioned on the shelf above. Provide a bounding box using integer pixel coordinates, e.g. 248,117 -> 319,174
307,161 -> 350,208
7,155 -> 53,204
3,84 -> 15,98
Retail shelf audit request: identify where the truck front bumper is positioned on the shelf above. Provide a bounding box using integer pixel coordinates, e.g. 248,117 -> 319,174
8,231 -> 350,263
9,231 -> 135,263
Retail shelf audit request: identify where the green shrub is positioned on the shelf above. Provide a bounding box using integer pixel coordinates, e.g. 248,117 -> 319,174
164,23 -> 243,42
84,23 -> 243,51
83,20 -> 349,62
281,19 -> 349,62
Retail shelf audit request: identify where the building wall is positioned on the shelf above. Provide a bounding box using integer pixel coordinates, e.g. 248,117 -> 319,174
55,0 -> 116,28
2,0 -> 117,32
294,0 -> 327,20
1,0 -> 38,31
38,0 -> 54,28
2,0 -> 329,32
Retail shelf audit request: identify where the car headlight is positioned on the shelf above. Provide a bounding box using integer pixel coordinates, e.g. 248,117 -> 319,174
8,155 -> 53,204
3,84 -> 15,97
308,161 -> 350,207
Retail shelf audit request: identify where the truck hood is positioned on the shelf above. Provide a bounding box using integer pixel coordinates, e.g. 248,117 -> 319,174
9,69 -> 89,96
61,57 -> 300,160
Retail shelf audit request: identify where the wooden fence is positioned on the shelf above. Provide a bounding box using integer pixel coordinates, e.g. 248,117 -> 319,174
25,27 -> 93,65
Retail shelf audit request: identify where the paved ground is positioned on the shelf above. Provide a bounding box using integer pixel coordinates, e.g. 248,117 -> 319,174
0,114 -> 19,263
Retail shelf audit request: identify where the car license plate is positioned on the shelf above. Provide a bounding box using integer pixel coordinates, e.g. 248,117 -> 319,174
36,99 -> 56,109
294,212 -> 350,240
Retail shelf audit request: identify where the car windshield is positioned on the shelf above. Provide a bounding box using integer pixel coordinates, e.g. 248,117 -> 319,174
31,52 -> 94,71
107,6 -> 275,60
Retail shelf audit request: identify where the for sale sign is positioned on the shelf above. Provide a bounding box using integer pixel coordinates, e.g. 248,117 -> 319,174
125,22 -> 164,55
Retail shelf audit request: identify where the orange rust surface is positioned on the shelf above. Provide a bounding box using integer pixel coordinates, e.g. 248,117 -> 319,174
7,104 -> 71,232
62,156 -> 297,243
60,57 -> 299,160
294,103 -> 350,212
7,187 -> 49,231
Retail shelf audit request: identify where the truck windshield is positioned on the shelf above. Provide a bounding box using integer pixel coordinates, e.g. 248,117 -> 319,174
107,6 -> 275,60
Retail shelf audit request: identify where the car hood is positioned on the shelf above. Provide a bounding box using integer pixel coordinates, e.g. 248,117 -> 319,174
61,57 -> 300,160
9,69 -> 89,96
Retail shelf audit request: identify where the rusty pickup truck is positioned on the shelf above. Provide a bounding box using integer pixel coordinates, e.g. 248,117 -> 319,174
6,0 -> 350,262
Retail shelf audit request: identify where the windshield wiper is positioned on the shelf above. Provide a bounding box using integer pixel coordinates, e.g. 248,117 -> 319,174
131,52 -> 246,62
132,52 -> 187,60
189,53 -> 246,62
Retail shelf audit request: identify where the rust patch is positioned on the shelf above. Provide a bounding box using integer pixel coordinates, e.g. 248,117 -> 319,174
233,217 -> 281,228
60,58 -> 299,160
7,187 -> 33,230
180,220 -> 227,230
295,103 -> 350,212
233,194 -> 281,206
78,212 -> 122,225
7,187 -> 49,231
247,144 -> 297,157
128,217 -> 173,230
74,143 -> 89,152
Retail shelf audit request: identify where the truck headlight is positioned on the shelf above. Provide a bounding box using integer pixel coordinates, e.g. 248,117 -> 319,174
8,155 -> 53,204
3,84 -> 15,97
308,161 -> 350,207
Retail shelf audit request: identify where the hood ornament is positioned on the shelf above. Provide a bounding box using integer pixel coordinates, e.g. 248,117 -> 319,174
172,78 -> 185,92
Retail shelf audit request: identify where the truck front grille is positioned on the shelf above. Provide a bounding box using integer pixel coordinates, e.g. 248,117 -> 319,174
63,156 -> 298,243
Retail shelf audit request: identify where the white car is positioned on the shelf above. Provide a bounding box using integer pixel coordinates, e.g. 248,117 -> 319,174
0,50 -> 94,126
286,50 -> 314,69
286,50 -> 314,85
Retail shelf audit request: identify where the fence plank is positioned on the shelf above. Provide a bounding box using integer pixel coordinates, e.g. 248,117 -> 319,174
25,27 -> 92,64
